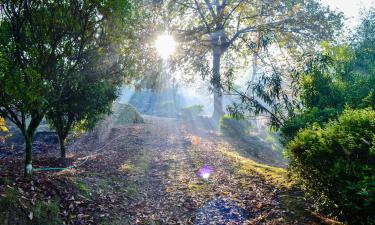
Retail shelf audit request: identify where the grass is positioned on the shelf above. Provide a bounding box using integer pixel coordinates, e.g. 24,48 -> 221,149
0,187 -> 62,225
119,152 -> 150,174
220,144 -> 343,224
32,199 -> 62,225
219,145 -> 291,188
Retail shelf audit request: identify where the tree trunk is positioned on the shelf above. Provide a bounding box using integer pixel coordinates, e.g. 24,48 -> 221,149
24,135 -> 33,177
23,114 -> 43,177
59,134 -> 66,158
212,47 -> 224,120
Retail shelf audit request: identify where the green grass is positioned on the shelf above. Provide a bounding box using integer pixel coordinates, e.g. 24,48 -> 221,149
0,187 -> 62,225
219,145 -> 291,188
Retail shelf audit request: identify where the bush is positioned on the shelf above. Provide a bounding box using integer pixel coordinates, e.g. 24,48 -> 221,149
220,115 -> 251,138
286,108 -> 375,224
220,115 -> 251,139
113,103 -> 144,125
180,105 -> 204,118
281,107 -> 338,144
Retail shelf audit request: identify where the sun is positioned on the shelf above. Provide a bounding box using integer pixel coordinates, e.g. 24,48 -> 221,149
155,34 -> 176,59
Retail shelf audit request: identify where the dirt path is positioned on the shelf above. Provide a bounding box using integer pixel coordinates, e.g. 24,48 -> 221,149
71,116 -> 336,225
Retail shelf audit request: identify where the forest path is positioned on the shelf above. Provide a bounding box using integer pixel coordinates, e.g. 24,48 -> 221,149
76,116 -> 333,225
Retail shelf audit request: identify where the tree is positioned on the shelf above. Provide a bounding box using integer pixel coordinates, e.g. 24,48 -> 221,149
0,0 -> 131,176
47,76 -> 121,158
158,0 -> 342,120
279,11 -> 375,142
44,0 -> 135,158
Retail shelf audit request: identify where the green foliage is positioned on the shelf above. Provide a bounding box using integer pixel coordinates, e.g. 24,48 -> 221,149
281,39 -> 375,142
281,107 -> 338,144
286,109 -> 375,224
180,105 -> 204,119
42,0 -> 137,157
220,115 -> 251,138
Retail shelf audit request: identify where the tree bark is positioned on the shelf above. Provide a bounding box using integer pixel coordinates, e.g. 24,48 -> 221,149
23,114 -> 43,177
24,134 -> 33,177
58,133 -> 66,158
212,47 -> 224,120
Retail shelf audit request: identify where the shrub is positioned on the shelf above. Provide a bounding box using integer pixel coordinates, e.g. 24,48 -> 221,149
286,108 -> 375,224
180,105 -> 204,118
220,115 -> 251,138
113,103 -> 144,125
280,107 -> 338,144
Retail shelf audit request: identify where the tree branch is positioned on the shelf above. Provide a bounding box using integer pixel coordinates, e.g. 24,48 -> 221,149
204,0 -> 216,17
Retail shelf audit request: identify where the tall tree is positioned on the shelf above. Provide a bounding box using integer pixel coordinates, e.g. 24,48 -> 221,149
158,0 -> 342,119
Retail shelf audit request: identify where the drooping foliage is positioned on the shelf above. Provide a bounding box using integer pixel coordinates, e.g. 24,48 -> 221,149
150,0 -> 342,119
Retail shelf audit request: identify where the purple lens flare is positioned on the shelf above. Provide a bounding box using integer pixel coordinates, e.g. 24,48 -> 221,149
198,165 -> 213,180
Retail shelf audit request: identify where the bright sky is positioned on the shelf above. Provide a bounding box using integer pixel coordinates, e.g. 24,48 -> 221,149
321,0 -> 375,27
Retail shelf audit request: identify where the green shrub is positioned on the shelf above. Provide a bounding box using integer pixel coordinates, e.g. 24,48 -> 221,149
180,105 -> 204,118
281,107 -> 338,144
220,115 -> 251,137
286,108 -> 375,224
113,103 -> 144,125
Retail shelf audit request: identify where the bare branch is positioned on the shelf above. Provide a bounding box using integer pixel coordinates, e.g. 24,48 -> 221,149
194,0 -> 211,33
204,0 -> 216,17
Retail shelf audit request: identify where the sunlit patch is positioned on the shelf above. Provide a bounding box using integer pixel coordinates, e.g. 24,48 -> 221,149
198,165 -> 213,180
120,162 -> 133,173
191,136 -> 201,145
154,33 -> 176,59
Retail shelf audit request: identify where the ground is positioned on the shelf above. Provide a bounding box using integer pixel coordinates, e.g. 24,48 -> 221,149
0,116 -> 341,225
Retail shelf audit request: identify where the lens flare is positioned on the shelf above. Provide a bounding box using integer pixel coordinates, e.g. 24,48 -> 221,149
198,165 -> 212,180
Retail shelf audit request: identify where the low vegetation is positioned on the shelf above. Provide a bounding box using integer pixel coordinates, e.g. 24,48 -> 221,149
180,105 -> 204,119
113,103 -> 144,125
286,109 -> 375,224
0,188 -> 62,225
